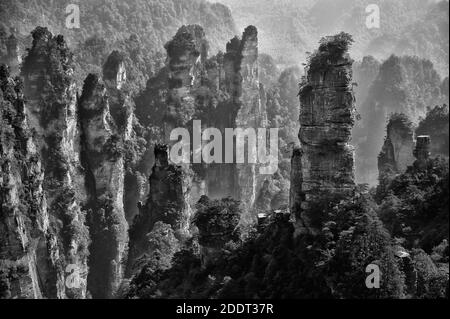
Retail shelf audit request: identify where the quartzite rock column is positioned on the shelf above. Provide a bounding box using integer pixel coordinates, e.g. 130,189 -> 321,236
21,27 -> 89,299
292,34 -> 356,235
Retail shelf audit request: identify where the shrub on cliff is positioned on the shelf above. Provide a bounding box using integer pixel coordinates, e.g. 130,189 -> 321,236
307,32 -> 354,73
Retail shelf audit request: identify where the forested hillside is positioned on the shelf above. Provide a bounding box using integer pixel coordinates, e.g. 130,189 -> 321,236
0,0 -> 237,89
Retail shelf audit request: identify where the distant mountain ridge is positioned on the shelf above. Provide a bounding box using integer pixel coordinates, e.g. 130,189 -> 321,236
216,0 -> 449,76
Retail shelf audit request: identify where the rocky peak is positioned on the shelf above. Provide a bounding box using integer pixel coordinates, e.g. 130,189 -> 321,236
378,113 -> 415,176
165,24 -> 208,90
291,33 -> 356,235
19,28 -> 89,299
103,51 -> 127,90
240,25 -> 258,66
1,65 -> 56,299
413,135 -> 431,170
127,144 -> 192,275
0,32 -> 21,73
79,72 -> 129,299
134,25 -> 267,228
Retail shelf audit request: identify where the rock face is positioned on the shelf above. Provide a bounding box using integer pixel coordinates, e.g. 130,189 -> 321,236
291,33 -> 356,235
100,51 -> 142,224
205,26 -> 267,218
225,26 -> 267,218
4,28 -> 133,299
163,25 -> 208,133
0,32 -> 21,73
416,105 -> 449,158
355,55 -> 447,186
413,135 -> 431,170
103,51 -> 127,91
135,25 -> 268,224
289,147 -> 304,217
20,27 -> 90,299
378,113 -> 415,177
255,173 -> 289,213
79,68 -> 129,298
0,66 -> 50,298
127,144 -> 192,275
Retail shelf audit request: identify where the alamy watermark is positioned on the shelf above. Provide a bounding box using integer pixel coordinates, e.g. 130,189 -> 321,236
169,120 -> 279,175
66,4 -> 80,29
65,264 -> 81,289
365,264 -> 380,289
365,4 -> 380,29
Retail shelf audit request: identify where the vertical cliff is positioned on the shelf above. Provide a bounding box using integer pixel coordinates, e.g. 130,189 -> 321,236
0,32 -> 21,74
231,26 -> 265,218
378,113 -> 415,177
21,27 -> 90,299
101,51 -> 141,224
135,25 -> 267,224
292,33 -> 356,235
164,25 -> 208,132
203,25 -> 266,222
289,147 -> 305,229
79,69 -> 129,298
413,135 -> 431,170
127,144 -> 192,275
356,55 -> 447,186
0,65 -> 51,298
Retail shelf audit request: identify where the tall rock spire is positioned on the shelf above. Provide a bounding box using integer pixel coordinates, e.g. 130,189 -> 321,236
413,135 -> 431,170
378,113 -> 415,177
127,144 -> 192,276
78,69 -> 130,298
291,33 -> 356,235
21,27 -> 89,299
0,66 -> 50,299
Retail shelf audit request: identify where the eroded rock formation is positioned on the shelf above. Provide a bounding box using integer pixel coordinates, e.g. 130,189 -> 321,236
3,28 -> 134,299
79,64 -> 130,298
291,33 -> 356,235
127,144 -> 192,275
0,66 -> 51,298
413,135 -> 431,170
21,27 -> 90,299
0,32 -> 21,73
135,25 -> 268,224
378,113 -> 415,177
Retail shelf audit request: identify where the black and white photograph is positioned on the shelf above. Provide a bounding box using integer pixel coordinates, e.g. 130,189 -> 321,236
0,0 -> 448,309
